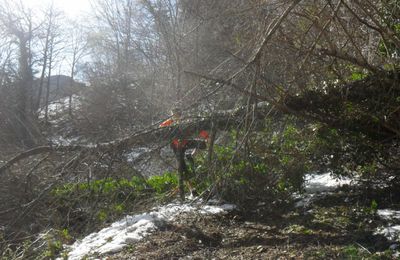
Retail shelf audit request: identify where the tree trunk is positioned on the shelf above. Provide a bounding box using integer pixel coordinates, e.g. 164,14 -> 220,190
35,5 -> 54,112
16,36 -> 35,147
36,33 -> 50,111
44,40 -> 54,124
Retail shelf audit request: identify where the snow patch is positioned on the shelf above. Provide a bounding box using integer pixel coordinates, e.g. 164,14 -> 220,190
61,202 -> 235,260
375,225 -> 400,242
50,136 -> 80,146
39,95 -> 81,119
375,209 -> 400,242
294,172 -> 356,208
304,172 -> 353,193
377,209 -> 400,221
200,204 -> 237,214
125,147 -> 151,162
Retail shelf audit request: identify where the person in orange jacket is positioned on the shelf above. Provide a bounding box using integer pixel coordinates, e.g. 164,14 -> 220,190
160,107 -> 209,173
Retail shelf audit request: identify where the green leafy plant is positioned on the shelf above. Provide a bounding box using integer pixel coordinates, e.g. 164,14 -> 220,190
342,245 -> 361,258
45,239 -> 63,259
49,176 -> 151,238
192,117 -> 317,210
60,228 -> 72,244
369,200 -> 378,214
147,172 -> 178,194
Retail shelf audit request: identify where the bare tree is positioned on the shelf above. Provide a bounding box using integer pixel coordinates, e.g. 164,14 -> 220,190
40,7 -> 65,124
0,0 -> 38,146
64,20 -> 88,117
35,3 -> 56,112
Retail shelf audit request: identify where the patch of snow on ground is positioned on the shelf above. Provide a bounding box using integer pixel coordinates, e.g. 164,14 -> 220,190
304,172 -> 353,193
125,147 -> 151,162
376,225 -> 400,242
377,209 -> 400,221
39,95 -> 81,118
62,201 -> 236,260
50,136 -> 80,146
200,204 -> 237,214
375,209 -> 400,242
295,172 -> 356,208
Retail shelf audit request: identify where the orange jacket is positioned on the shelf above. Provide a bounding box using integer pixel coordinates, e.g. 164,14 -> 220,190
159,118 -> 209,149
159,118 -> 174,127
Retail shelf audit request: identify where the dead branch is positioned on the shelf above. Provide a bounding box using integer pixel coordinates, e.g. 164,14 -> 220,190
0,110 -> 254,174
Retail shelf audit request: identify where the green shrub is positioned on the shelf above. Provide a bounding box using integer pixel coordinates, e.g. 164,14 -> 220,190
190,119 -> 316,210
50,176 -> 150,235
147,172 -> 178,194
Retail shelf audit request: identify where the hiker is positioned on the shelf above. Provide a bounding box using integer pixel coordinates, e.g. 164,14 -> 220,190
160,107 -> 209,200
160,107 -> 209,174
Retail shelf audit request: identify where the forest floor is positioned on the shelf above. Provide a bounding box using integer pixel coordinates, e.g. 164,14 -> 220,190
104,187 -> 400,260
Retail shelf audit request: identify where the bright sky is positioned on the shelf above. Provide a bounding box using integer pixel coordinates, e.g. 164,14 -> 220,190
23,0 -> 91,18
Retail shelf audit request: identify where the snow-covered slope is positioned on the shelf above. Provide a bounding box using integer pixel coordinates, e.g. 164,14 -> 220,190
39,95 -> 81,120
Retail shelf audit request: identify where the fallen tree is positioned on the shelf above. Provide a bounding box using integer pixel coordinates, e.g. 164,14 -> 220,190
0,103 -> 273,174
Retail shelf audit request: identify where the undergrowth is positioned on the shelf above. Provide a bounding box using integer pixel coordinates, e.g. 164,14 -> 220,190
51,172 -> 181,231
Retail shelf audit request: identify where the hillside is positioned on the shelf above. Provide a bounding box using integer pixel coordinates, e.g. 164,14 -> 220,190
1,1 -> 400,259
